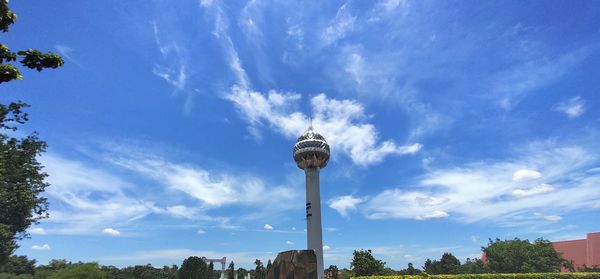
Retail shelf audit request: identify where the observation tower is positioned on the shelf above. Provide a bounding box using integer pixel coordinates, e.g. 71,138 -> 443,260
293,125 -> 330,279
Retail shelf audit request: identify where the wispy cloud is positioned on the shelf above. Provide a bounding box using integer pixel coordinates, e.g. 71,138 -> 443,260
55,44 -> 81,67
555,96 -> 586,118
41,154 -> 156,235
492,49 -> 588,110
150,21 -> 193,113
321,3 -> 356,47
364,141 -> 600,224
108,153 -> 297,209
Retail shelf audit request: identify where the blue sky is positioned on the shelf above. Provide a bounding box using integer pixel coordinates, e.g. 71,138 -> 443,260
2,0 -> 600,270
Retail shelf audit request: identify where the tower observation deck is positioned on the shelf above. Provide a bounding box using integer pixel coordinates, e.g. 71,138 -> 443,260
293,126 -> 330,279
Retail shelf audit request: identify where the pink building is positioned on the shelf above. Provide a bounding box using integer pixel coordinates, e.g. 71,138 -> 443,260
553,232 -> 600,270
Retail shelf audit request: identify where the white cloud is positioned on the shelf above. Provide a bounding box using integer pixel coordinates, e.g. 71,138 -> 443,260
321,3 -> 356,46
153,65 -> 187,91
492,49 -> 588,109
263,224 -> 273,230
109,154 -> 297,209
323,245 -> 331,251
164,205 -> 203,220
286,240 -> 294,245
41,154 -> 156,235
544,215 -> 562,222
151,22 -> 188,92
512,169 -> 542,182
345,53 -> 365,85
512,184 -> 555,198
102,228 -> 121,236
29,227 -> 47,235
365,142 -> 600,224
227,87 -> 422,165
416,210 -> 449,220
31,244 -> 51,251
328,195 -> 364,217
55,44 -> 81,67
416,196 -> 449,206
555,96 -> 586,118
197,229 -> 206,235
470,235 -> 480,243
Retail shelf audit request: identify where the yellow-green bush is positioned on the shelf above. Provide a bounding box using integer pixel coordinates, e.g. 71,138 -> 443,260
353,272 -> 600,279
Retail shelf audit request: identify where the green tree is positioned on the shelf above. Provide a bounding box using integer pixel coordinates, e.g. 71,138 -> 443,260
253,259 -> 265,279
178,256 -> 210,279
350,249 -> 385,276
236,268 -> 248,279
423,253 -> 461,274
459,258 -> 490,274
399,262 -> 421,275
208,261 -> 214,273
0,0 -> 64,265
483,238 -> 566,273
47,263 -> 106,279
325,265 -> 339,279
227,262 -> 234,279
265,260 -> 272,276
0,255 -> 35,275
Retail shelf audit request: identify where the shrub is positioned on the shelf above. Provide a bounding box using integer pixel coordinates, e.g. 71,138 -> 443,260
352,272 -> 600,279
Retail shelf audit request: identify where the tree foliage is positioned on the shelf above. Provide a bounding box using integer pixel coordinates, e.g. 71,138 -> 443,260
424,252 -> 461,274
228,261 -> 235,279
0,1 -> 64,83
0,255 -> 35,275
178,256 -> 210,279
398,263 -> 421,275
326,265 -> 340,279
483,238 -> 566,273
0,0 -> 63,265
253,259 -> 266,279
350,249 -> 386,276
47,263 -> 106,279
0,102 -> 48,264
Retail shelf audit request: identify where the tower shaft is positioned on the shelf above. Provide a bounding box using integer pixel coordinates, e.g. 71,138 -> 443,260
305,167 -> 324,279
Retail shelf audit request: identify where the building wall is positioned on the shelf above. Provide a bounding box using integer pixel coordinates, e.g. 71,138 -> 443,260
553,239 -> 587,270
552,232 -> 600,270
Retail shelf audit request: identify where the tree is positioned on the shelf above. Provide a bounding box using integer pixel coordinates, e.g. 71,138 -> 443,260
459,258 -> 490,274
325,265 -> 339,279
228,261 -> 235,279
237,268 -> 248,279
47,263 -> 106,279
265,260 -> 272,276
178,256 -> 210,279
0,0 -> 64,264
398,262 -> 421,275
483,238 -> 566,273
253,259 -> 265,279
423,253 -> 460,274
350,249 -> 385,276
0,255 -> 35,275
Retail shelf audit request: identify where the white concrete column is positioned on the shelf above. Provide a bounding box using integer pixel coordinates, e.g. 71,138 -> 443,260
305,167 -> 324,279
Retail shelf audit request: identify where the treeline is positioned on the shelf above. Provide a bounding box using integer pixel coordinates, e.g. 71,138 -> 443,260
0,256 -> 276,279
327,238 -> 600,278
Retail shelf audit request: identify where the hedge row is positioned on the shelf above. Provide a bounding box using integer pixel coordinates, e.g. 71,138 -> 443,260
354,273 -> 600,279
